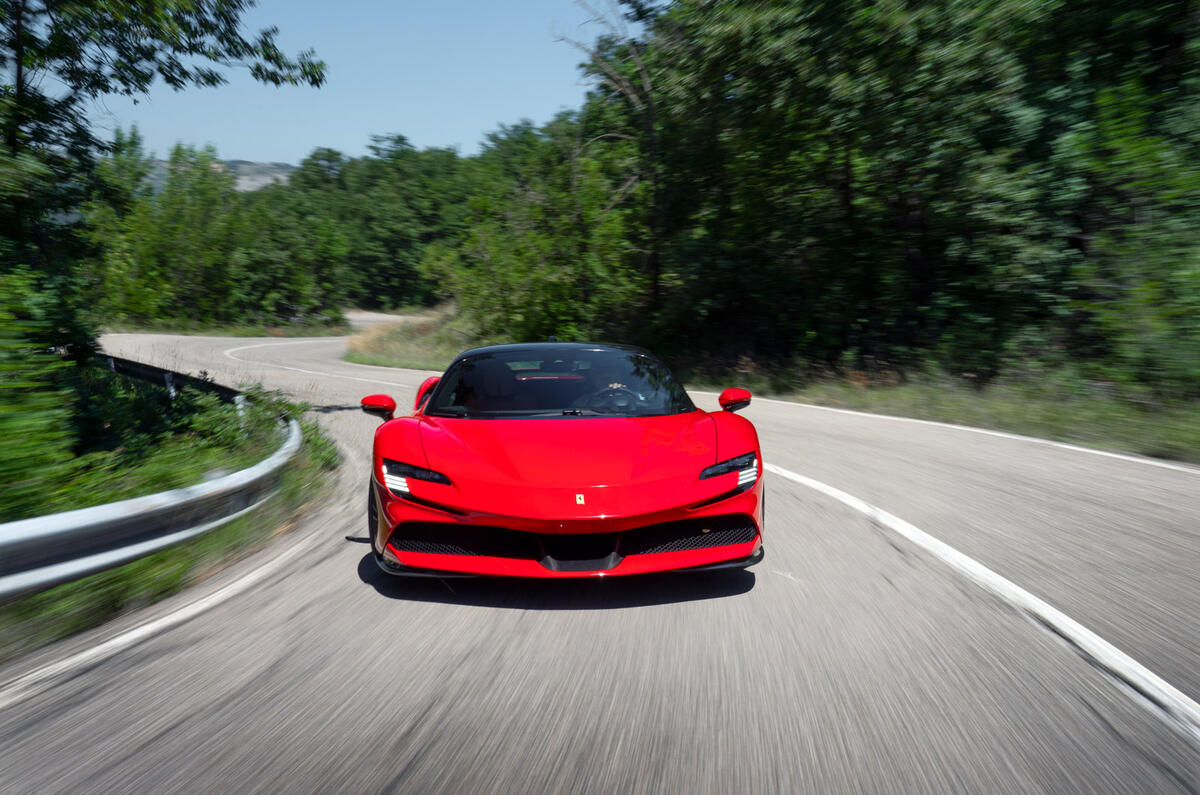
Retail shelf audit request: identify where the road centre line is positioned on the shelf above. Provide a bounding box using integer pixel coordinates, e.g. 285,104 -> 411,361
0,532 -> 324,711
764,462 -> 1200,744
689,390 -> 1199,476
223,340 -> 416,388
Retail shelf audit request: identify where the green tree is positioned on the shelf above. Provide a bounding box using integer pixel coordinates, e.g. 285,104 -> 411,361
81,127 -> 165,321
131,144 -> 239,321
0,269 -> 73,521
0,0 -> 324,264
423,113 -> 641,341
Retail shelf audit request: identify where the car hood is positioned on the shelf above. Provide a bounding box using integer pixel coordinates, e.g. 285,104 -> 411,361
416,412 -> 717,520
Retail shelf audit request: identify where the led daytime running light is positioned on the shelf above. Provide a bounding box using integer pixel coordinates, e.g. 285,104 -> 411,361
384,474 -> 410,494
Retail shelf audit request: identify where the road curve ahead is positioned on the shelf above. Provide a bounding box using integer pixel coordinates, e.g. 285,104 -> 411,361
1,329 -> 1197,793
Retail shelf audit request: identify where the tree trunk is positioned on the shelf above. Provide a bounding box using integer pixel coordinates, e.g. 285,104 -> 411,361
6,0 -> 27,155
645,106 -> 662,313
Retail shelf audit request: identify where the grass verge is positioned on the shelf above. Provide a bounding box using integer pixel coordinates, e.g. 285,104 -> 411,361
343,304 -> 492,372
685,369 -> 1200,465
797,380 -> 1199,463
0,416 -> 340,665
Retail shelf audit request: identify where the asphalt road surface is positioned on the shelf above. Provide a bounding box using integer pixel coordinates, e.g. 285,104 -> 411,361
2,320 -> 1197,793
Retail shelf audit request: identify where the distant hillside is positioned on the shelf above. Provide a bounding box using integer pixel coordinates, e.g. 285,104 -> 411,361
222,160 -> 297,191
146,159 -> 296,193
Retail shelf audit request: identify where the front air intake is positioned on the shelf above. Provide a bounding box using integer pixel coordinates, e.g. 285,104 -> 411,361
621,515 -> 758,555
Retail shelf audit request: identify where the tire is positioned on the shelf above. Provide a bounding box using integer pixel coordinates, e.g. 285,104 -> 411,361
367,482 -> 381,559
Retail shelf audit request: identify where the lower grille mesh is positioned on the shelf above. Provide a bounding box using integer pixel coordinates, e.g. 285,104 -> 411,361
620,516 -> 758,555
391,538 -> 475,556
388,523 -> 539,558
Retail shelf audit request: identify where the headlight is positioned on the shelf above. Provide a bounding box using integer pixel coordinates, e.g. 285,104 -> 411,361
700,452 -> 758,492
382,458 -> 452,496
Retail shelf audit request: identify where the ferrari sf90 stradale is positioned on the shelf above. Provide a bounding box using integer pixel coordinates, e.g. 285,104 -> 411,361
361,343 -> 763,578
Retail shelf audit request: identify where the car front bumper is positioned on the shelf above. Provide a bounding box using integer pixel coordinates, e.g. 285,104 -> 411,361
371,477 -> 764,578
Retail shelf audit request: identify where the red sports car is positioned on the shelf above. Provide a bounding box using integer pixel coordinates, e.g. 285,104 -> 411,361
361,343 -> 763,578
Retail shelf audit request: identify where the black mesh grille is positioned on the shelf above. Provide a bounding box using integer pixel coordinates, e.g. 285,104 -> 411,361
391,537 -> 476,555
388,523 -> 539,559
621,516 -> 758,555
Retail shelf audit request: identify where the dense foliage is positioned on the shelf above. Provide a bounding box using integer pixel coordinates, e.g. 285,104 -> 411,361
4,0 -> 1199,410
79,133 -> 475,323
0,270 -> 73,519
427,0 -> 1199,398
0,0 -> 325,520
80,0 -> 1187,398
0,265 -> 299,523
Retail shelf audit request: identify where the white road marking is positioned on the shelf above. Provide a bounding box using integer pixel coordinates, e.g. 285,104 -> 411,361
223,340 -> 416,388
765,462 -> 1200,743
690,390 -> 1199,476
0,532 -> 324,711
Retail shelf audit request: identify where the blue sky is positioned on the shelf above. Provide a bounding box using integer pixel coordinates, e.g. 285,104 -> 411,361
92,0 -> 614,164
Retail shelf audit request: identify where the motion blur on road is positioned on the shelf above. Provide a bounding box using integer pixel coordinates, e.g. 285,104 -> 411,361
1,316 -> 1195,792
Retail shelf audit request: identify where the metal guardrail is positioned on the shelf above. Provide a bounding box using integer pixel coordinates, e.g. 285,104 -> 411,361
0,357 -> 303,600
103,354 -> 241,401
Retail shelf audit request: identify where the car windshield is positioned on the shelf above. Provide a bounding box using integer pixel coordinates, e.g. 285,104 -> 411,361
426,348 -> 695,418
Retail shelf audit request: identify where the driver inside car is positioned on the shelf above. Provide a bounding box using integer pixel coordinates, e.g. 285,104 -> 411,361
572,356 -> 644,409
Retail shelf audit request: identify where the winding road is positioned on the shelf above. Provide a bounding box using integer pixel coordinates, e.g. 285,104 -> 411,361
2,317 -> 1197,793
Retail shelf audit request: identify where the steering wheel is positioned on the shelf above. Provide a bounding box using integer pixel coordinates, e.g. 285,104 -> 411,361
588,387 -> 639,412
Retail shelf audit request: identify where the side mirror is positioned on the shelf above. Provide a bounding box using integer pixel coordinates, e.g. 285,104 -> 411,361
414,376 -> 440,412
361,394 -> 397,422
718,387 -> 752,413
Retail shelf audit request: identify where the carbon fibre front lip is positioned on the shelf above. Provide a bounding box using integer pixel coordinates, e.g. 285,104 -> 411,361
375,556 -> 480,578
672,546 -> 764,572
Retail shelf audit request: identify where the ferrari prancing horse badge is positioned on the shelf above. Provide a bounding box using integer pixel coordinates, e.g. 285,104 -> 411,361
576,494 -> 585,505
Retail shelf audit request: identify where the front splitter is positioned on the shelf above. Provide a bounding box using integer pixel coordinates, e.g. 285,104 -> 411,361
673,546 -> 764,573
375,545 -> 764,579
